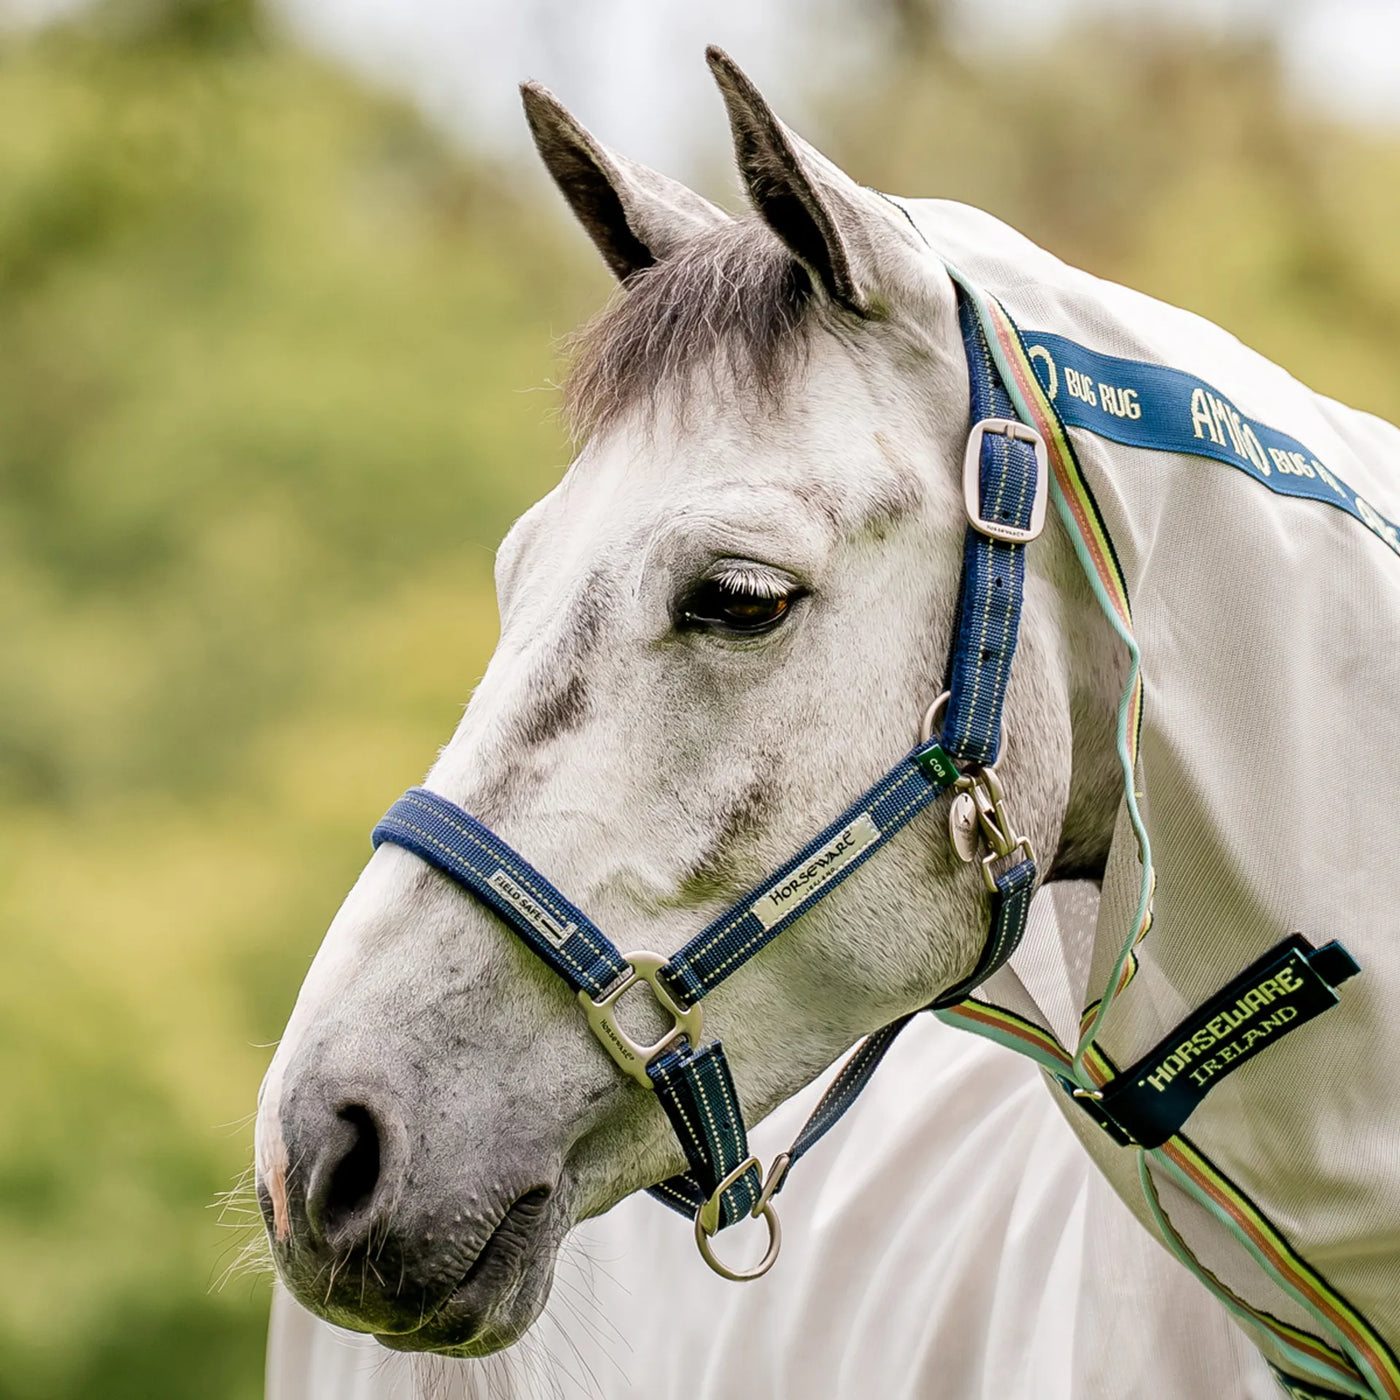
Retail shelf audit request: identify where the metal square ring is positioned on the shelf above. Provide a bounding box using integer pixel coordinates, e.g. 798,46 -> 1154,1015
962,417 -> 1049,545
578,952 -> 703,1087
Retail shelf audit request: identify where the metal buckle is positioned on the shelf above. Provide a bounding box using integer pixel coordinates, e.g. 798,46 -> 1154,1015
578,952 -> 703,1087
918,691 -> 1034,892
965,764 -> 1035,892
962,417 -> 1049,544
694,1156 -> 783,1282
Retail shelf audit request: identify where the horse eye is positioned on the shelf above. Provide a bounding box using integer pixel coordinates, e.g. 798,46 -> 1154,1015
679,579 -> 800,635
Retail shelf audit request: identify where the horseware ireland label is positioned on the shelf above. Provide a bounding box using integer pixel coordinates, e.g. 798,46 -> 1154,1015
751,813 -> 881,931
1094,934 -> 1360,1148
487,868 -> 577,948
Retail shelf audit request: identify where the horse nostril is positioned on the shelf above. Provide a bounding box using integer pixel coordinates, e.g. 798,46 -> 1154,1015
317,1104 -> 382,1242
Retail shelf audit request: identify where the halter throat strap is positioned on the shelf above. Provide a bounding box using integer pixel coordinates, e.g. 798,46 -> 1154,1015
370,284 -> 1046,1278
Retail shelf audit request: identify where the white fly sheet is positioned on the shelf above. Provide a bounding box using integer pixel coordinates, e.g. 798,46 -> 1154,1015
904,199 -> 1400,1395
266,886 -> 1276,1400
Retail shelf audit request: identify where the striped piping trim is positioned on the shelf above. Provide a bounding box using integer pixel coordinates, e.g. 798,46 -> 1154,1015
1152,1138 -> 1400,1399
949,277 -> 1156,1079
1079,1047 -> 1394,1395
934,999 -> 1073,1079
936,265 -> 1399,1399
1137,1154 -> 1366,1393
1078,869 -> 1157,1038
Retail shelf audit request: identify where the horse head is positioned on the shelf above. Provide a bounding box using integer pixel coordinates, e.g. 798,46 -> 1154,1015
254,50 -> 1122,1356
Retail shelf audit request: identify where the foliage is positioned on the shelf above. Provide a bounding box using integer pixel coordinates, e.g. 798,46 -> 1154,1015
2,2 -> 1398,1396
828,19 -> 1400,426
0,1 -> 598,1395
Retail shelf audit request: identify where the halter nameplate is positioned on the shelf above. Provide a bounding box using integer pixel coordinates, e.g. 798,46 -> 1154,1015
750,813 -> 880,931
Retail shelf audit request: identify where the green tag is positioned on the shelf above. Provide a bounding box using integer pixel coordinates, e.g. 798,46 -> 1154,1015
1093,934 -> 1359,1148
914,744 -> 960,786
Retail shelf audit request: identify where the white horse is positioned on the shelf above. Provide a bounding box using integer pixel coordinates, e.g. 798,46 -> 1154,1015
255,49 -> 1400,1400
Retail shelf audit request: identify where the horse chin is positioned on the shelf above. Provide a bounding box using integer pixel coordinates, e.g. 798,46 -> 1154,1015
368,1198 -> 561,1358
372,1240 -> 557,1357
263,1162 -> 566,1358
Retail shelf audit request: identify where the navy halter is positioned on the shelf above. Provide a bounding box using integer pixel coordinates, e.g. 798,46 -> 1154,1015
371,291 -> 1048,1279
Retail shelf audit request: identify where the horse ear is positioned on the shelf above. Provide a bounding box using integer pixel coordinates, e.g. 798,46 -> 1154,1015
706,47 -> 919,313
521,81 -> 730,282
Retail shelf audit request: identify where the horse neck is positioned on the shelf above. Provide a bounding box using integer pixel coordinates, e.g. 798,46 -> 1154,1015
1035,504 -> 1127,884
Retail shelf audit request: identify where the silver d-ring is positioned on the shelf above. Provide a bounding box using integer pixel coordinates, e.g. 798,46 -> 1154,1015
920,690 -> 952,744
694,1199 -> 782,1282
920,689 -> 1008,755
693,1157 -> 782,1282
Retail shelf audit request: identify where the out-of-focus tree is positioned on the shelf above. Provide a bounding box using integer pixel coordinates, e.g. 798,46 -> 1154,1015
822,11 -> 1400,427
0,3 -> 598,1398
0,0 -> 597,810
3,3 -> 1400,1399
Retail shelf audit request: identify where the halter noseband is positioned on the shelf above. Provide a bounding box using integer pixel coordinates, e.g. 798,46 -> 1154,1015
371,289 -> 1048,1280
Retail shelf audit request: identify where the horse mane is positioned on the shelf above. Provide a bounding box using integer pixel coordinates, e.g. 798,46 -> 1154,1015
563,219 -> 819,439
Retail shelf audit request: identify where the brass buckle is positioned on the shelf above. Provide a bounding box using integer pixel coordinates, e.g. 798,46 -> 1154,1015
693,1156 -> 783,1282
963,417 -> 1049,544
578,952 -> 703,1087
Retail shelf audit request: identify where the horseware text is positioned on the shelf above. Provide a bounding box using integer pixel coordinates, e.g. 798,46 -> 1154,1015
752,813 -> 881,931
1141,964 -> 1305,1094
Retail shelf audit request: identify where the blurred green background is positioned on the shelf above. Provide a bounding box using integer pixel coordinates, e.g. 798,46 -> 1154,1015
1,0 -> 1398,1395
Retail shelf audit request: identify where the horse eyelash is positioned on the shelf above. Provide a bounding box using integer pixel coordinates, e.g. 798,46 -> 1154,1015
705,562 -> 795,598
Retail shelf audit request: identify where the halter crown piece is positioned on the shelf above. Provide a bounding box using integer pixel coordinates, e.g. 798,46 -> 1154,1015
372,290 -> 1046,1280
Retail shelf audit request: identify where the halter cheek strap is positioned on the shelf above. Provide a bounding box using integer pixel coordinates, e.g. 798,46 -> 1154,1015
371,286 -> 1047,1280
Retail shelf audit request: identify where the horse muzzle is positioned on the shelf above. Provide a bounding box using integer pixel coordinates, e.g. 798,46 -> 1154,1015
256,1064 -> 563,1353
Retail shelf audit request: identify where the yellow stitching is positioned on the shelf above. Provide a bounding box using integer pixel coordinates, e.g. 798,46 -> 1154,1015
692,1067 -> 748,1216
692,1072 -> 725,1165
981,462 -> 1032,738
689,774 -> 921,976
657,1069 -> 705,1157
387,815 -> 594,979
959,442 -> 1031,757
960,432 -> 1016,732
710,1063 -> 758,1213
699,777 -> 929,981
396,795 -> 618,972
680,766 -> 924,969
696,772 -> 933,984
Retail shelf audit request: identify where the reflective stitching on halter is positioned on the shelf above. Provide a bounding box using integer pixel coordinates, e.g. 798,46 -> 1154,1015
384,815 -> 600,983
656,1063 -> 706,1160
394,792 -> 618,972
980,464 -> 1031,734
690,769 -> 930,987
710,1061 -> 758,1216
959,329 -> 1006,751
679,764 -> 925,975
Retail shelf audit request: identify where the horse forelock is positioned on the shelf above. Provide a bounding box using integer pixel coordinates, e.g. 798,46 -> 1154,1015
563,219 -> 824,439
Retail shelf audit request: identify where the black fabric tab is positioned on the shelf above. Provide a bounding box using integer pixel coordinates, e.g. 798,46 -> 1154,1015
1095,934 -> 1359,1149
1309,939 -> 1360,988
